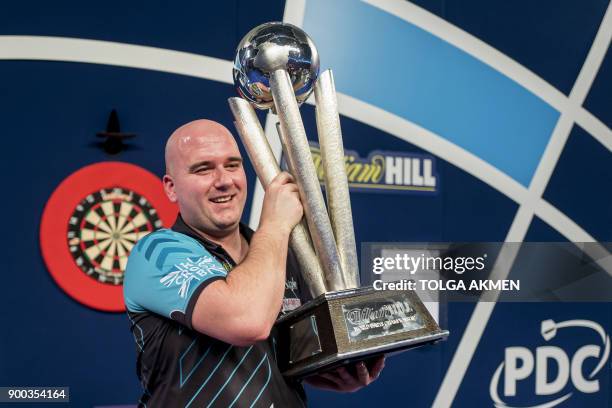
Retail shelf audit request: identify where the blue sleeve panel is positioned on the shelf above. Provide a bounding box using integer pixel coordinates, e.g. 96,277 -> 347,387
123,229 -> 228,327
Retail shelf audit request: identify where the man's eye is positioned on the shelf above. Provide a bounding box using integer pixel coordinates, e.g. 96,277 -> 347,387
226,163 -> 241,170
195,167 -> 212,174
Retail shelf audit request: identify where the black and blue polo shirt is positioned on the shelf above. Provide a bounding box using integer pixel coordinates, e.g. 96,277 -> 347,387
124,215 -> 307,407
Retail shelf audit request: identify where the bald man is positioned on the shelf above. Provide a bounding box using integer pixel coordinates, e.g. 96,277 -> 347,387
124,120 -> 383,408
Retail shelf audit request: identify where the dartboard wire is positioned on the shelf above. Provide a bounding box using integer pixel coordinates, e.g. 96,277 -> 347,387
116,201 -> 134,232
101,201 -> 118,231
115,214 -> 127,233
85,210 -> 112,234
85,236 -> 113,262
102,240 -> 117,272
121,210 -> 149,234
116,239 -> 127,257
81,228 -> 111,241
116,241 -> 129,271
110,202 -> 123,232
121,238 -> 136,252
121,232 -> 142,243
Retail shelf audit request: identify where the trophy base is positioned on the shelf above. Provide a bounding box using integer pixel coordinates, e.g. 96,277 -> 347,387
275,286 -> 449,378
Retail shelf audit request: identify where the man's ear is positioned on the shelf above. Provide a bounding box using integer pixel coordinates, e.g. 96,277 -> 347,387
162,175 -> 177,203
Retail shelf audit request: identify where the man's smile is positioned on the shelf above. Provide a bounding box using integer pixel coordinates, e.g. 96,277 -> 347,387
210,194 -> 236,204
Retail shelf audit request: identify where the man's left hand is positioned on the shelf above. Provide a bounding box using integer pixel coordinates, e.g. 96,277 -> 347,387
304,356 -> 385,393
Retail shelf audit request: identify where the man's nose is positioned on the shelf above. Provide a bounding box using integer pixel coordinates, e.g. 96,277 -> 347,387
213,168 -> 233,189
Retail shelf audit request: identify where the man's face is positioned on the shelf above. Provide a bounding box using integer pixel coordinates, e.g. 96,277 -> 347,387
164,124 -> 247,236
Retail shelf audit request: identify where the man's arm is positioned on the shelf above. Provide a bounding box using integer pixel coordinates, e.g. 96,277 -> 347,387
191,172 -> 303,346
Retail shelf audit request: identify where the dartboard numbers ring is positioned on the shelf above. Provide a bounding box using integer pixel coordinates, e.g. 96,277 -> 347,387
67,187 -> 162,285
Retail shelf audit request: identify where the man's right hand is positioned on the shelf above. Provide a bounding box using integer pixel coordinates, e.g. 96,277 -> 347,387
259,172 -> 304,234
191,171 -> 303,345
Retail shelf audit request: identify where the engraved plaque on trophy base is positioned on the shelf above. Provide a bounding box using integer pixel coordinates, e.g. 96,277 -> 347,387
274,286 -> 449,378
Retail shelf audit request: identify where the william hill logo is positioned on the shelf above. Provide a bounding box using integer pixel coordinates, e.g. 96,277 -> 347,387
309,144 -> 438,194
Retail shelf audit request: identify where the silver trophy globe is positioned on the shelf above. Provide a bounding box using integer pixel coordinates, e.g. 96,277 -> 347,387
228,22 -> 448,378
233,22 -> 319,110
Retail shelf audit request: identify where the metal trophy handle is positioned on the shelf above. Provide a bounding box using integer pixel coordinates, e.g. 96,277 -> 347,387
314,70 -> 360,289
230,21 -> 357,294
269,69 -> 347,291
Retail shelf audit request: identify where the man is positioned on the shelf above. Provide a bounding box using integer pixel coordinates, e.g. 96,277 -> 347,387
124,119 -> 384,407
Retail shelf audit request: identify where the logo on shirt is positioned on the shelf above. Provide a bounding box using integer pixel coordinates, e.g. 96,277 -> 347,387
285,277 -> 298,291
160,256 -> 227,298
40,162 -> 178,312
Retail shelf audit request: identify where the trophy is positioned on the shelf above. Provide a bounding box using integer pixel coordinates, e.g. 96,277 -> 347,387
228,22 -> 448,378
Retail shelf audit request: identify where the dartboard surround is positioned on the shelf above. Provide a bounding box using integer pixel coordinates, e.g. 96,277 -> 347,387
40,162 -> 178,312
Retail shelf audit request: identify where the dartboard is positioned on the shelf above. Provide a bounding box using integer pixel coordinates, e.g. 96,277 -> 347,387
40,162 -> 178,312
67,187 -> 162,285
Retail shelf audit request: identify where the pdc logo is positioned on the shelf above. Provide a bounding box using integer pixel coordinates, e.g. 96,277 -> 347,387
490,319 -> 610,407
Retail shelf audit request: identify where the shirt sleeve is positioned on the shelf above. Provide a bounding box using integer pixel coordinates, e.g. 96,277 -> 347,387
123,229 -> 227,328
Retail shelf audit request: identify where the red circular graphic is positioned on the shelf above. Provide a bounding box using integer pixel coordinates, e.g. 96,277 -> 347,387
40,162 -> 178,312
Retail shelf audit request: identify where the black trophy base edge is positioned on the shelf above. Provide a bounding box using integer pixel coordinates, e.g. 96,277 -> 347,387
283,329 -> 449,379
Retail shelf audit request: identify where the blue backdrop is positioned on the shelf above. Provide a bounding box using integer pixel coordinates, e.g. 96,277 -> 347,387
0,1 -> 610,407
